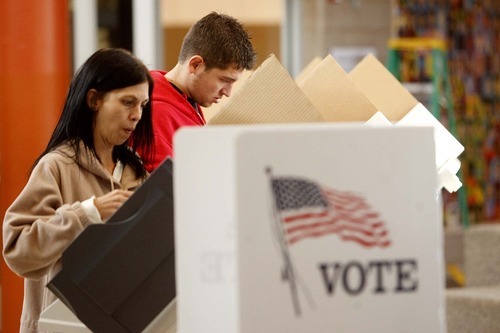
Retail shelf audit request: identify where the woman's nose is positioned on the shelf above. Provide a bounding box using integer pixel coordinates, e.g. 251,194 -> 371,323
131,105 -> 142,121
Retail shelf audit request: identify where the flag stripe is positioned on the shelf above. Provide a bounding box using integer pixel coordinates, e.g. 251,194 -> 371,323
337,234 -> 391,248
282,210 -> 330,223
285,219 -> 389,240
288,225 -> 391,247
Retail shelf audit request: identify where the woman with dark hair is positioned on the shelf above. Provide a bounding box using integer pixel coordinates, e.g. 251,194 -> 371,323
2,48 -> 154,333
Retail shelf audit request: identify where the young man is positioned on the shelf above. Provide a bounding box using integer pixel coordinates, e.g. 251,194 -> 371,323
146,11 -> 256,171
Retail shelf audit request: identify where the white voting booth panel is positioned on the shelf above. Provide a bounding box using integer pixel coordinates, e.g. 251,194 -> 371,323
174,124 -> 445,333
39,299 -> 177,332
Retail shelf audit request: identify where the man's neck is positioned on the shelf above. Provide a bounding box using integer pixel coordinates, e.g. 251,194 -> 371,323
165,66 -> 199,112
165,64 -> 188,96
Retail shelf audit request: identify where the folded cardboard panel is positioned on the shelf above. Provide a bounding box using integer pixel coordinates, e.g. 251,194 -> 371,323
349,54 -> 418,121
294,56 -> 322,83
207,54 -> 324,125
298,54 -> 378,122
349,54 -> 464,192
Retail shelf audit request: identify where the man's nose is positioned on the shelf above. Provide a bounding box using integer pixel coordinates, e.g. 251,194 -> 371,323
222,83 -> 233,97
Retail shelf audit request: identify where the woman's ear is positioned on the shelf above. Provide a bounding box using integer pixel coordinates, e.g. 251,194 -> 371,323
86,89 -> 100,111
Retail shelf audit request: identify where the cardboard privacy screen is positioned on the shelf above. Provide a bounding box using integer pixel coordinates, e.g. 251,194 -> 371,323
348,54 -> 464,192
349,53 -> 418,121
294,56 -> 322,83
207,54 -> 324,125
174,124 -> 445,333
297,54 -> 379,122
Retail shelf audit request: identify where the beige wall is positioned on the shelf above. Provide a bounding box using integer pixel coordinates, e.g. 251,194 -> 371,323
160,0 -> 282,70
161,0 -> 283,26
160,0 -> 391,72
301,0 -> 391,68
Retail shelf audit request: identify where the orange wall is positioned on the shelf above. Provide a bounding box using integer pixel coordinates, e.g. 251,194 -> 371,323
0,1 -> 71,331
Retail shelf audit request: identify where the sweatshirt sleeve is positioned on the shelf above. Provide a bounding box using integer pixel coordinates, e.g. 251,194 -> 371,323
2,159 -> 93,280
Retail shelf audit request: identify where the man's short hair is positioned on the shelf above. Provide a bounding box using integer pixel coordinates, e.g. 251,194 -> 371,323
179,12 -> 257,71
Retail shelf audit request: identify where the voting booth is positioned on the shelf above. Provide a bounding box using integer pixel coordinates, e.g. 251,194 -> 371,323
174,124 -> 446,333
38,52 -> 457,332
39,160 -> 177,333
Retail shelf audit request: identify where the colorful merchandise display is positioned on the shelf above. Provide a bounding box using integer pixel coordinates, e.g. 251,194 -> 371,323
391,0 -> 499,224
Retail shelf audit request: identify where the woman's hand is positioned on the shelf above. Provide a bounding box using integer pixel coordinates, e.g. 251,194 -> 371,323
94,189 -> 134,221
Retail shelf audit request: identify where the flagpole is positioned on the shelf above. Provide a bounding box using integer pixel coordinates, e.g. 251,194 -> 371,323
265,167 -> 302,317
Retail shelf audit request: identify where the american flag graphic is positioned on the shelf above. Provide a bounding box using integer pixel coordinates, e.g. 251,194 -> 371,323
271,177 -> 391,248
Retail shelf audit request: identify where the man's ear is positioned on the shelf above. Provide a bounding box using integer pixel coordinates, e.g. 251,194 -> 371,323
87,89 -> 100,111
188,55 -> 205,73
